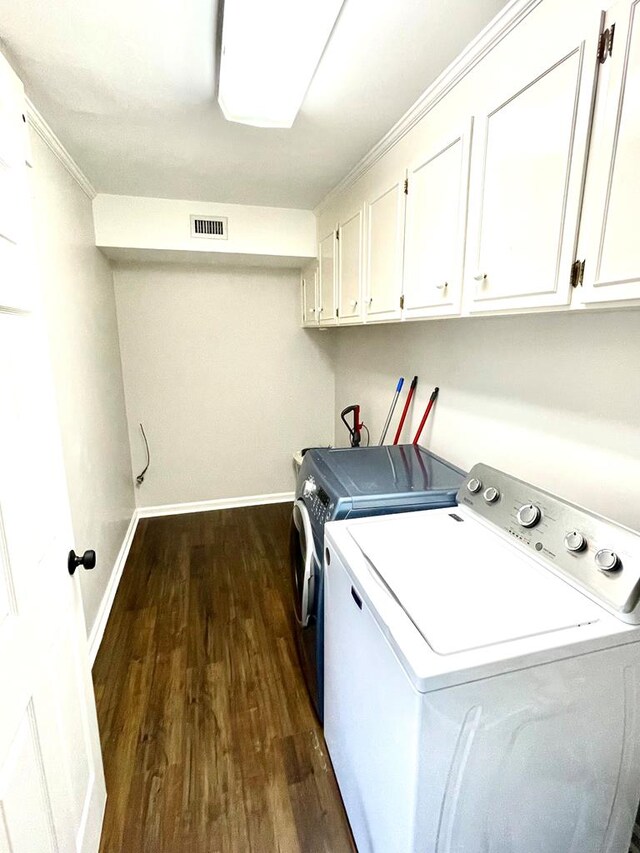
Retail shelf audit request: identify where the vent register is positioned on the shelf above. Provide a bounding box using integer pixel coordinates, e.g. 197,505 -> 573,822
190,215 -> 228,239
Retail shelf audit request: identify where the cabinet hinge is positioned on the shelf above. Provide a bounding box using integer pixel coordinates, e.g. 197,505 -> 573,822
403,178 -> 409,195
335,229 -> 340,240
400,294 -> 405,309
570,259 -> 585,288
598,23 -> 615,64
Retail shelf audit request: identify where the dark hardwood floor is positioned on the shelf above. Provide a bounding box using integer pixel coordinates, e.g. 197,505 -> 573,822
93,503 -> 355,852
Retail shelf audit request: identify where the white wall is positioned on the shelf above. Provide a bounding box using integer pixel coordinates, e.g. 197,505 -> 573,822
113,263 -> 335,507
30,132 -> 135,639
94,194 -> 316,261
333,309 -> 640,531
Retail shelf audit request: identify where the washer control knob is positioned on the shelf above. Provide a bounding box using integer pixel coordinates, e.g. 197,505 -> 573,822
517,504 -> 541,528
483,486 -> 500,504
564,531 -> 587,553
595,549 -> 621,573
302,477 -> 317,498
467,477 -> 482,494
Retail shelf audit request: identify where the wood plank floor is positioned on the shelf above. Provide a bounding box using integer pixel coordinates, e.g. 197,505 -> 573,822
93,503 -> 355,852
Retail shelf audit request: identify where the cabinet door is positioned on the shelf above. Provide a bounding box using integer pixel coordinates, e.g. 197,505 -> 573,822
318,229 -> 337,326
465,22 -> 600,313
365,178 -> 405,322
301,264 -> 318,326
338,207 -> 363,324
580,0 -> 640,303
403,120 -> 472,319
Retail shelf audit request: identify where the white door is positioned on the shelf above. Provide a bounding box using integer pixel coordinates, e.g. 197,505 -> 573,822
580,0 -> 640,304
365,177 -> 406,322
465,17 -> 601,313
0,67 -> 31,314
402,120 -> 472,319
338,207 -> 363,324
318,228 -> 337,326
301,263 -> 318,327
0,53 -> 106,853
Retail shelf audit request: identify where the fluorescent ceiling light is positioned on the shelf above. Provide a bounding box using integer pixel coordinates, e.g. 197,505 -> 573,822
218,0 -> 345,129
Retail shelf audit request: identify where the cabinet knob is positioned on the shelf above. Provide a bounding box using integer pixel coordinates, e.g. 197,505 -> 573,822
352,299 -> 358,308
436,282 -> 448,290
474,273 -> 487,282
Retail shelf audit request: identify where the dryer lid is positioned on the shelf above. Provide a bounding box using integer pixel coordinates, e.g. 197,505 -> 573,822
314,445 -> 464,499
349,510 -> 603,656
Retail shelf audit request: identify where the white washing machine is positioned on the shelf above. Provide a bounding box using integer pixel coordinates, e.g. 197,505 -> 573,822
324,463 -> 640,853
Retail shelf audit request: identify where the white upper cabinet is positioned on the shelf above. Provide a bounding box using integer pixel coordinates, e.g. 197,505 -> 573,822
402,120 -> 472,319
301,262 -> 318,326
580,0 -> 640,304
365,178 -> 406,322
337,206 -> 364,324
465,16 -> 601,313
313,0 -> 638,328
318,228 -> 337,326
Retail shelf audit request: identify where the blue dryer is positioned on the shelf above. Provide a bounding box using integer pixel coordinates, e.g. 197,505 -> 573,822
289,444 -> 465,722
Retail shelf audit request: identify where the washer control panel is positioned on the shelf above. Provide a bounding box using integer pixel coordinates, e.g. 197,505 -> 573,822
458,463 -> 640,622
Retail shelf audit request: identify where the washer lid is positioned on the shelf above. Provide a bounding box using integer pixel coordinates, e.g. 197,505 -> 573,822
349,510 -> 603,655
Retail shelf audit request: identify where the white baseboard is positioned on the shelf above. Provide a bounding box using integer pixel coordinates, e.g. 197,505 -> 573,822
88,512 -> 139,668
88,491 -> 295,666
136,490 -> 295,519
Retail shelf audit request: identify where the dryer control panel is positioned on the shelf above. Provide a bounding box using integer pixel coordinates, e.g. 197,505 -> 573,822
306,482 -> 333,525
458,463 -> 640,623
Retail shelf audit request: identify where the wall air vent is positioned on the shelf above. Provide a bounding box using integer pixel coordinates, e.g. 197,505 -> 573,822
190,215 -> 228,240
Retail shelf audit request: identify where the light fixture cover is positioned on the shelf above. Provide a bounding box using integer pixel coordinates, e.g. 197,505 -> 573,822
218,0 -> 344,129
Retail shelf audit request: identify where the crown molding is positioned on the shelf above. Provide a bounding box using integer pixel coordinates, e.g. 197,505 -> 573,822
314,0 -> 543,216
25,97 -> 97,200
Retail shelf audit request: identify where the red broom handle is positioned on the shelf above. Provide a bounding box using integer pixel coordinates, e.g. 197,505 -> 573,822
412,386 -> 439,445
393,376 -> 417,445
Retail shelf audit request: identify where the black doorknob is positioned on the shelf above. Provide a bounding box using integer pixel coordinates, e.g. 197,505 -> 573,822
68,549 -> 96,575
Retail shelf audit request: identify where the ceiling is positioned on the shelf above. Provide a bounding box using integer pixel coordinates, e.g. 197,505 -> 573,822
0,0 -> 508,209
